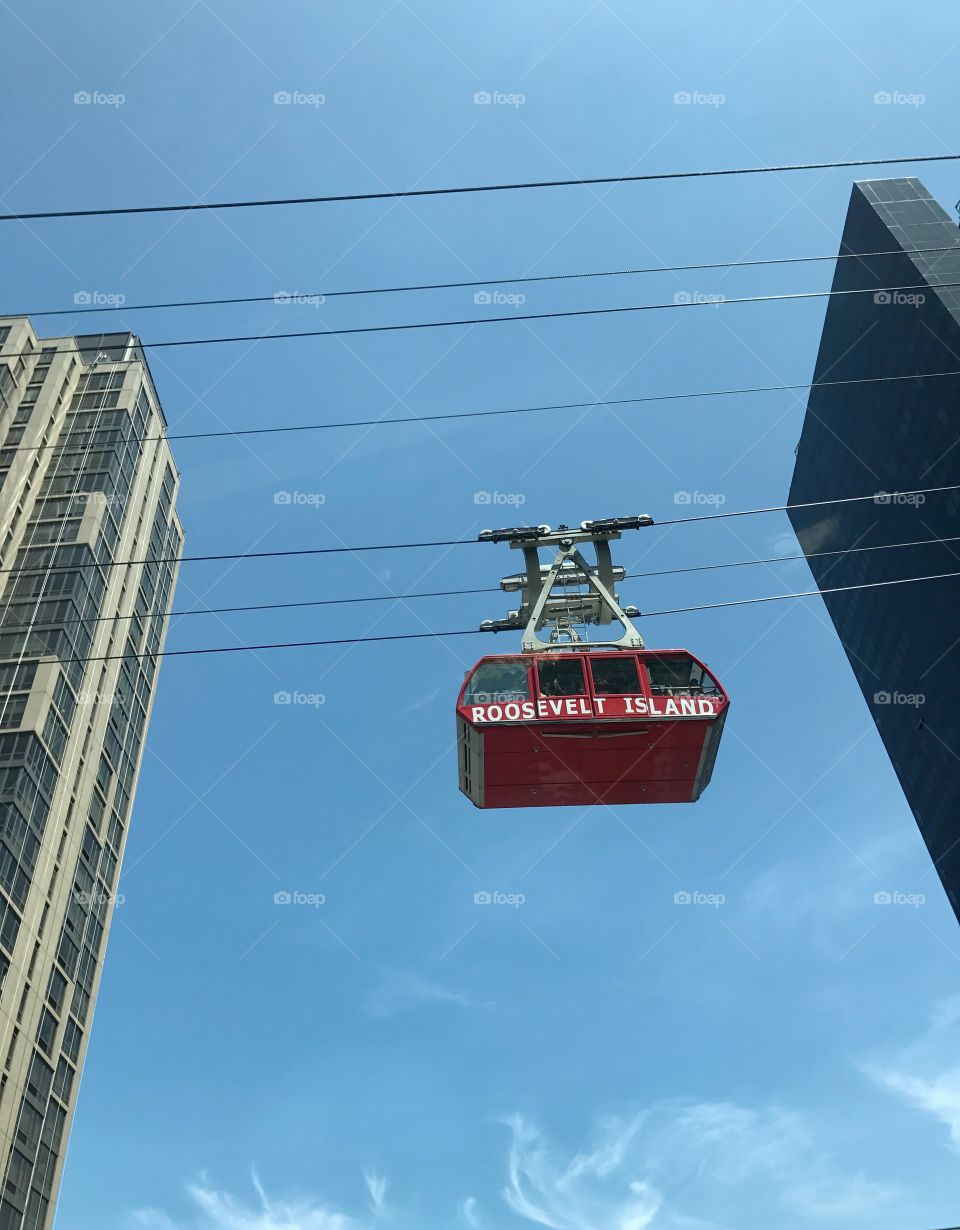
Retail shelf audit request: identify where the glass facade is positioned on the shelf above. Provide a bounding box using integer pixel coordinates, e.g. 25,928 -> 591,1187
0,320 -> 181,1229
788,178 -> 960,924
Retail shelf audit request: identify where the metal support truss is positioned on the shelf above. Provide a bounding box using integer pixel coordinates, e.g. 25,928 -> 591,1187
478,517 -> 653,653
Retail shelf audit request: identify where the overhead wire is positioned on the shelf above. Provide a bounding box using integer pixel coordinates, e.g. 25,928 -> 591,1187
2,483 -> 958,578
1,364 -> 958,463
14,242 -> 960,320
22,530 -> 960,633
8,279 -> 960,355
46,569 -> 960,666
3,152 -> 959,222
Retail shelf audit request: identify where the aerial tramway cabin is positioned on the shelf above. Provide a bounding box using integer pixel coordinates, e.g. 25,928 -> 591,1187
457,649 -> 727,807
456,518 -> 729,809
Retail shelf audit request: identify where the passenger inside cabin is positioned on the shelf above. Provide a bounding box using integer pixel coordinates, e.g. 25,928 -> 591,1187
537,659 -> 586,696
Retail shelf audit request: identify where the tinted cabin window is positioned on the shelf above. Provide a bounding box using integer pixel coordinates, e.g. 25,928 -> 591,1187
646,655 -> 719,697
537,659 -> 586,696
463,661 -> 530,705
591,656 -> 640,695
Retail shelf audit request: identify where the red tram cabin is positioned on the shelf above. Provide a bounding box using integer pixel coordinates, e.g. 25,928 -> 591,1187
457,649 -> 728,808
457,517 -> 730,809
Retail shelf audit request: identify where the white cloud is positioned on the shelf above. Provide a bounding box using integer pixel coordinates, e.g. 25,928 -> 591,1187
770,529 -> 805,559
501,1102 -> 896,1229
460,1196 -> 482,1227
364,969 -> 474,1018
402,683 -> 443,713
131,1171 -> 370,1230
364,1173 -> 388,1217
503,1112 -> 662,1230
868,999 -> 960,1149
873,1069 -> 960,1149
131,1098 -> 903,1230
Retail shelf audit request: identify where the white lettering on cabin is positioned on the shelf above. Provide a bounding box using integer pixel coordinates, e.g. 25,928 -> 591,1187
467,693 -> 721,723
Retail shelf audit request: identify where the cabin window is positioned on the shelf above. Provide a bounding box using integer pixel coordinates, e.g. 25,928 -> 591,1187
537,659 -> 586,696
463,660 -> 530,705
646,654 -> 720,697
590,656 -> 640,695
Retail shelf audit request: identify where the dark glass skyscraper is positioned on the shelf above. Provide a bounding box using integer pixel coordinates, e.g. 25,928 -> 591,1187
788,177 -> 960,923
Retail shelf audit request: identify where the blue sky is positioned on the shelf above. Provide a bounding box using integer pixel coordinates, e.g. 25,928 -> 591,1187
3,2 -> 960,1228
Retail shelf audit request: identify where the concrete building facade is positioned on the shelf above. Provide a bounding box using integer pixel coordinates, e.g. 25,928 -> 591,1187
0,319 -> 182,1229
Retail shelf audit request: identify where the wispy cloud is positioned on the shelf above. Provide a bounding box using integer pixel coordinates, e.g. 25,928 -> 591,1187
867,997 -> 960,1148
132,1170 -> 370,1230
364,968 -> 475,1018
504,1111 -> 661,1229
460,1196 -> 482,1227
364,1173 -> 389,1217
129,1098 -> 902,1230
402,683 -> 443,713
501,1102 -> 897,1229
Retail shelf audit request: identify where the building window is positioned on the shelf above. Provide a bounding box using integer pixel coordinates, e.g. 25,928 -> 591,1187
46,968 -> 67,1014
52,1057 -> 74,1103
35,1008 -> 57,1056
61,1019 -> 82,1063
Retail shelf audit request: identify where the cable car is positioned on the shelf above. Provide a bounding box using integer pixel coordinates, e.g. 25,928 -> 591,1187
456,518 -> 729,809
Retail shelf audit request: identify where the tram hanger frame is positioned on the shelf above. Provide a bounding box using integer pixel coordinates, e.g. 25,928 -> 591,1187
477,517 -> 652,653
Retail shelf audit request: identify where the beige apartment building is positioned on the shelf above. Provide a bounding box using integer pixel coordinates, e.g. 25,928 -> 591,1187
0,319 -> 182,1229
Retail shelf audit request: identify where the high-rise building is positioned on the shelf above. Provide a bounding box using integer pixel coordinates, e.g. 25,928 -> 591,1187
788,178 -> 960,923
0,318 -> 182,1229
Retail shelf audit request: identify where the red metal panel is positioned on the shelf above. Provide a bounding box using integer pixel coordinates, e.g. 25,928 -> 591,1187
457,650 -> 729,809
483,733 -> 706,786
483,780 -> 696,807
